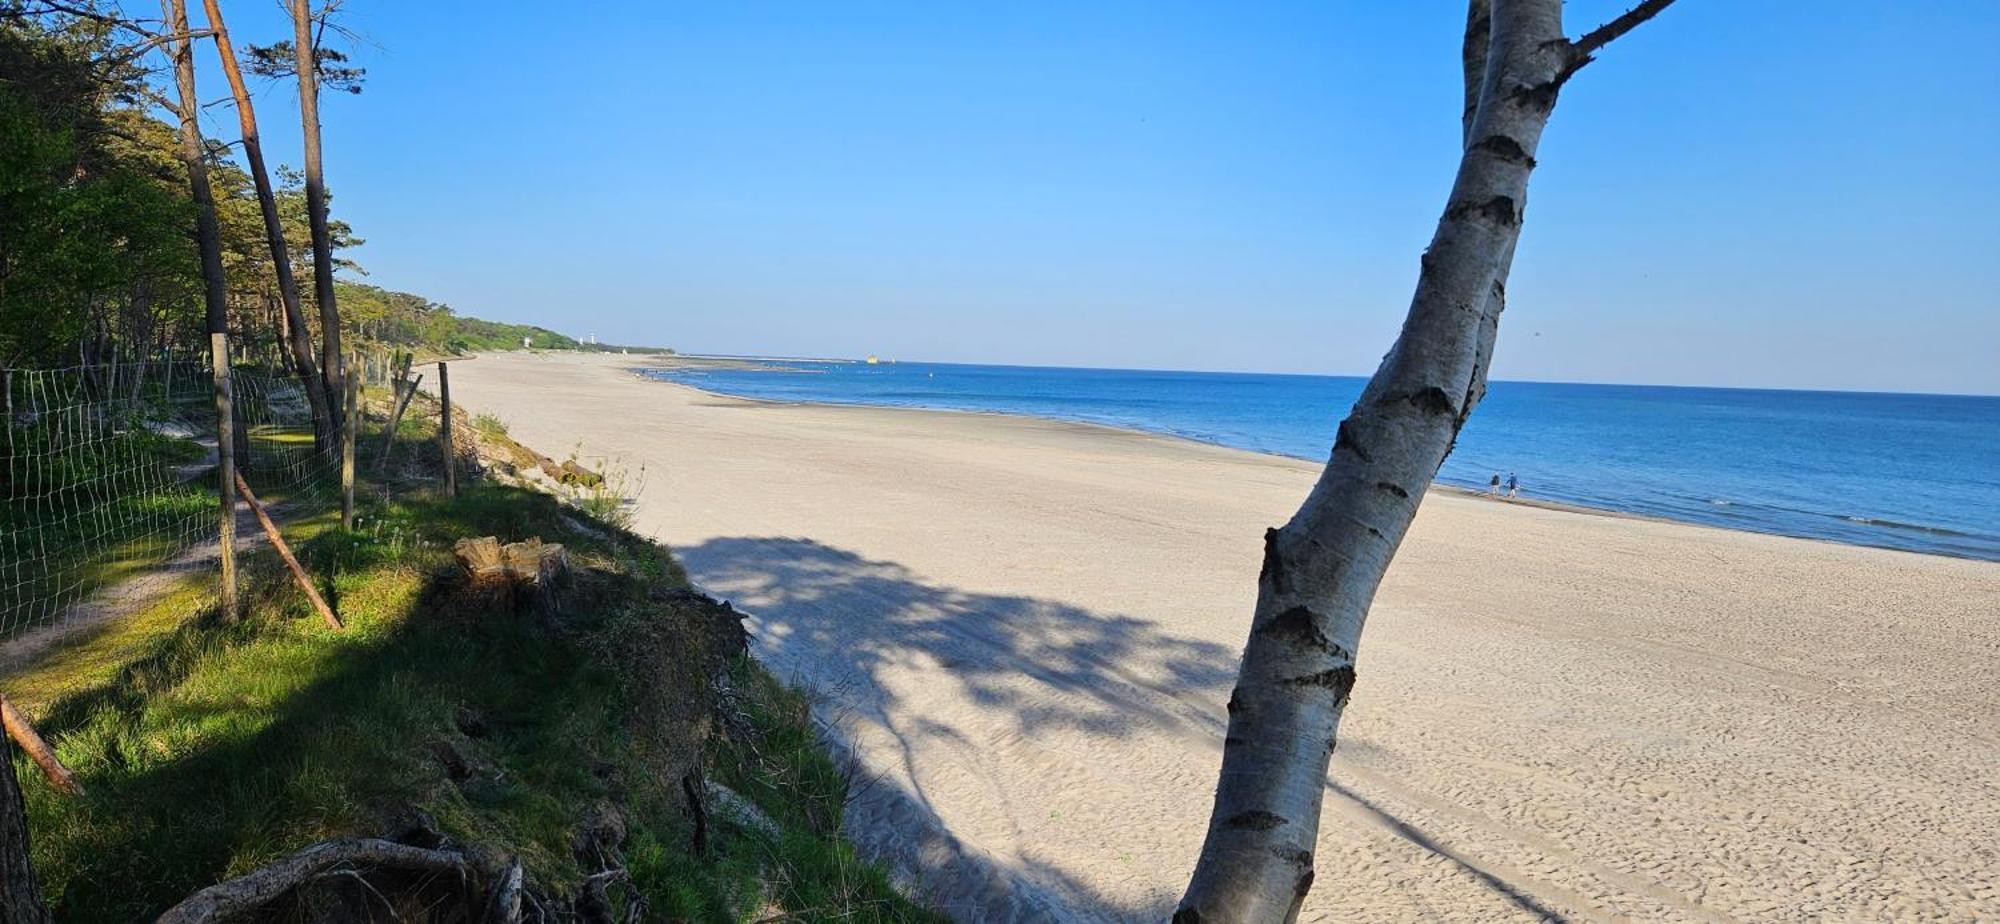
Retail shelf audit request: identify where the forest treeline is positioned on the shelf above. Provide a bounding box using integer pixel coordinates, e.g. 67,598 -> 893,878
0,9 -> 659,375
336,280 -> 670,356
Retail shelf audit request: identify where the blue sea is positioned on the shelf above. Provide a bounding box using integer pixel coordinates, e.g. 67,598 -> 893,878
644,361 -> 2000,562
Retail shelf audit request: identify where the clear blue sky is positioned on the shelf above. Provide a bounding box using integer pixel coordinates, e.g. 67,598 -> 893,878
198,1 -> 1999,394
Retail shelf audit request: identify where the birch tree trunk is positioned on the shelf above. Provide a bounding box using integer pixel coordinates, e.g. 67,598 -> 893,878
291,0 -> 344,446
1177,2 -> 1674,920
201,0 -> 335,452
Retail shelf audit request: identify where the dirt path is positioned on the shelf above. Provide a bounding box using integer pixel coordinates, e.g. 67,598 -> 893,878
1,497 -> 272,674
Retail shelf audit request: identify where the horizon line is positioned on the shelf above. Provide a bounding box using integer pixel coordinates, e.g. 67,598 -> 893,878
658,351 -> 2000,401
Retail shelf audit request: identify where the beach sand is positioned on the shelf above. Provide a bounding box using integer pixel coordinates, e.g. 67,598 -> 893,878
449,351 -> 2000,922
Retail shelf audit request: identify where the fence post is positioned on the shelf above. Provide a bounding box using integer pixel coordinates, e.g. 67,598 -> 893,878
3,369 -> 12,455
230,343 -> 252,477
438,361 -> 456,498
235,472 -> 344,630
209,332 -> 239,618
341,360 -> 358,530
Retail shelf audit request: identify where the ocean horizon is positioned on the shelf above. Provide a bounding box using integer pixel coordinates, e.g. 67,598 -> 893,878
642,359 -> 2000,562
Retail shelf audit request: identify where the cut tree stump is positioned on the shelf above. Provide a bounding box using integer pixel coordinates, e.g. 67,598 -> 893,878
452,537 -> 568,615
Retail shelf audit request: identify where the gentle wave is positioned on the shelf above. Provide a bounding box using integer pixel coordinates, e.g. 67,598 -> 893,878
644,362 -> 2000,562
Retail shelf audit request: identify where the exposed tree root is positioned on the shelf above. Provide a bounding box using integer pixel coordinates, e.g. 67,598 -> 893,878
152,838 -> 474,924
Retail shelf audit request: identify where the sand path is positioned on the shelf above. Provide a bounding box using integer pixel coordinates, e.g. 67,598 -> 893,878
450,352 -> 2000,922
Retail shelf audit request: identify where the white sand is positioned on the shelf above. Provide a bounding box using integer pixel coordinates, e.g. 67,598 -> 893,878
450,352 -> 2000,922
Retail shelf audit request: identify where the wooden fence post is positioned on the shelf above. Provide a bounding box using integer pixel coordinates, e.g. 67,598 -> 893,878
438,361 -> 456,498
375,371 -> 421,473
341,362 -> 358,530
235,473 -> 344,630
0,697 -> 80,797
209,332 -> 238,619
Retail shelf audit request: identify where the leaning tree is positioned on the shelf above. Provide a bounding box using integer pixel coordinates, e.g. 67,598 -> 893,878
1178,2 -> 1677,921
241,0 -> 364,446
200,0 -> 335,451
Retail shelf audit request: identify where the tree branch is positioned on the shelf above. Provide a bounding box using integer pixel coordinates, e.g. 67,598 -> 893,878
111,28 -> 215,62
140,85 -> 184,118
1573,0 -> 1677,57
6,0 -> 159,38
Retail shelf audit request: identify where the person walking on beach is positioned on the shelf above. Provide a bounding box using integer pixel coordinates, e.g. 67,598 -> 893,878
1506,472 -> 1520,498
1489,472 -> 1502,495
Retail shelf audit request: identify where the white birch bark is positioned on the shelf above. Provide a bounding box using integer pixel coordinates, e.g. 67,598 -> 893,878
1177,1 -> 1675,920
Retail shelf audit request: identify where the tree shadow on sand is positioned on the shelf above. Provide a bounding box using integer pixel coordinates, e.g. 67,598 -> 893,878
680,536 -> 1234,919
680,536 -> 1236,738
677,536 -> 1572,923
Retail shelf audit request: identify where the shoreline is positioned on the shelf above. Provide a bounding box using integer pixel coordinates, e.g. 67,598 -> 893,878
448,351 -> 2000,921
620,357 -> 1981,564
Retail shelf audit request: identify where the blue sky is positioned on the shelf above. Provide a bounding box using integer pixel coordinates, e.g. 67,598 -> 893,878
197,1 -> 1999,394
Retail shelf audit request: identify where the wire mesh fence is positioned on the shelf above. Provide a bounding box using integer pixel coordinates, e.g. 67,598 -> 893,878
1,359 -> 218,642
0,351 -> 395,645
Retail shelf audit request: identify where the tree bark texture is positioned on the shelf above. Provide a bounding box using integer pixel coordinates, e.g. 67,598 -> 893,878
162,0 -> 230,341
201,0 -> 335,452
291,0 -> 344,441
163,0 -> 242,618
1176,1 -> 1676,919
0,740 -> 49,924
153,838 -> 470,924
0,699 -> 79,797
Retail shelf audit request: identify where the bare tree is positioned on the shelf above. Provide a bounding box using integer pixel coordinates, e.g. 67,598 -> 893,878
1177,2 -> 1677,920
199,0 -> 335,450
290,0 -> 343,443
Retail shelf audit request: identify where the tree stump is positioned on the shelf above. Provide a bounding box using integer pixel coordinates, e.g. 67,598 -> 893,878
452,537 -> 569,616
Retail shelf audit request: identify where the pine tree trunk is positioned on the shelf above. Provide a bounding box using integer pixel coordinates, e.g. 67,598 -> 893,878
0,743 -> 50,924
1176,1 -> 1622,919
162,0 -> 231,348
164,0 -> 242,617
202,0 -> 334,452
291,0 -> 344,446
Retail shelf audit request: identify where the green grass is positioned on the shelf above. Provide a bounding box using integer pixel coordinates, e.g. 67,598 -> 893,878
6,474 -> 942,921
688,662 -> 937,920
0,421 -> 214,635
471,412 -> 509,440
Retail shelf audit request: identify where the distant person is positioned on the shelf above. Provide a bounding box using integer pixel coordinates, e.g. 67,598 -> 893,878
1489,472 -> 1501,495
1506,472 -> 1520,498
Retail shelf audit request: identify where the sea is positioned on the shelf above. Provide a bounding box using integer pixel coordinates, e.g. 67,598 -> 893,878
642,361 -> 2000,562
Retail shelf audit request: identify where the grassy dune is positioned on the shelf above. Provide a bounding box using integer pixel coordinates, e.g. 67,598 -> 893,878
3,390 -> 940,922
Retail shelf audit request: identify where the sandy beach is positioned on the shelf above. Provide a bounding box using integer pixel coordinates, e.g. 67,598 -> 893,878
449,352 -> 2000,922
